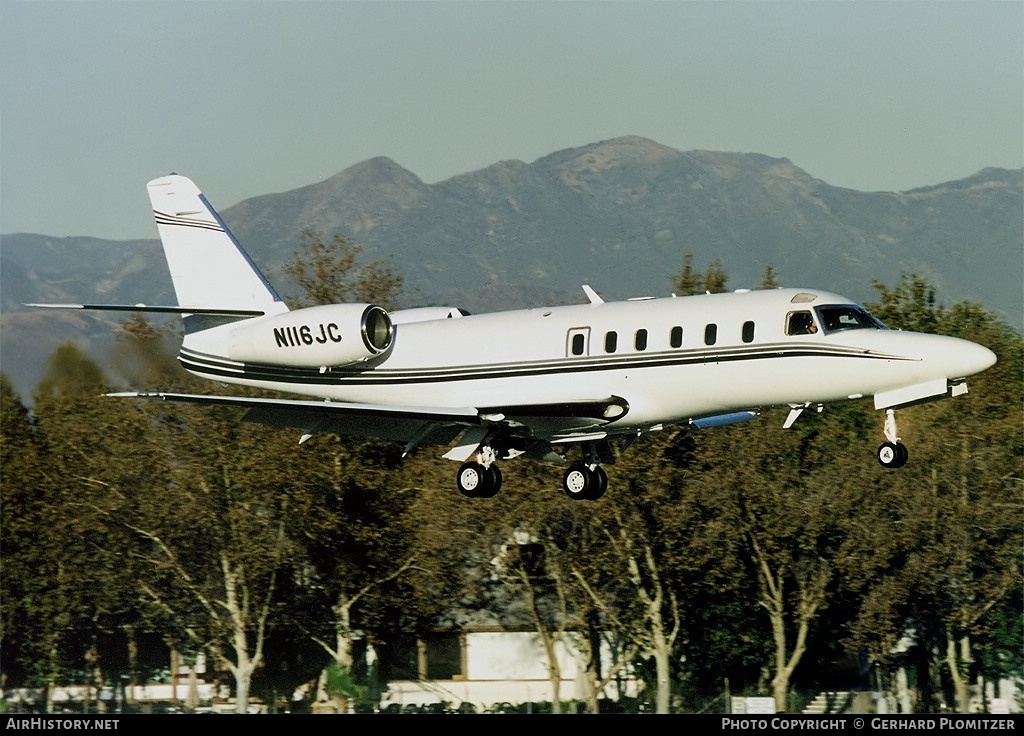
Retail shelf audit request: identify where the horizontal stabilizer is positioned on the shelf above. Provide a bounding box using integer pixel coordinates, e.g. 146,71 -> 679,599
27,303 -> 265,317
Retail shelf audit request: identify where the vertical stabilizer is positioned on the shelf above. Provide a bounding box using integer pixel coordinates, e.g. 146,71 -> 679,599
147,175 -> 287,317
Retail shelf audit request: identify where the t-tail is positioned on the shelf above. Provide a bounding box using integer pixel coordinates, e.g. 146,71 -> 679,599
29,174 -> 394,386
28,174 -> 289,333
147,175 -> 393,374
146,174 -> 290,335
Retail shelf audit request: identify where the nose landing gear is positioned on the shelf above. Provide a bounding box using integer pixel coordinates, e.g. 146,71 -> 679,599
877,409 -> 909,469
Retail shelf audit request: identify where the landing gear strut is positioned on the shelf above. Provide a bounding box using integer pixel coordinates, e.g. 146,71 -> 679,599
877,409 -> 909,469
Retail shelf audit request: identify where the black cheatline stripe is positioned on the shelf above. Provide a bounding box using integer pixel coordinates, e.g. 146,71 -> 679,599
180,343 -> 885,375
178,350 -> 245,373
178,345 -> 913,387
180,349 -> 238,368
153,210 -> 224,232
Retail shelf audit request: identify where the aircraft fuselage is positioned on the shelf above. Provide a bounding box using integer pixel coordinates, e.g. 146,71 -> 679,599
179,287 -> 994,442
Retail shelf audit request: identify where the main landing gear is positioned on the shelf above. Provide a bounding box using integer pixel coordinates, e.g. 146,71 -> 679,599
561,443 -> 608,501
562,463 -> 608,501
454,442 -> 610,501
456,446 -> 502,498
877,408 -> 909,469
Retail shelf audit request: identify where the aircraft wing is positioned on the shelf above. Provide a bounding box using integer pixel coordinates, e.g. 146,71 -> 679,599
107,391 -> 482,447
106,391 -> 630,449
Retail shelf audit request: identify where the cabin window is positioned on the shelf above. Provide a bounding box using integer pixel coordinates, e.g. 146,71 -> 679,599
670,326 -> 683,348
786,310 -> 818,336
605,331 -> 618,353
567,327 -> 591,356
742,321 -> 755,343
704,324 -> 717,346
635,329 -> 648,351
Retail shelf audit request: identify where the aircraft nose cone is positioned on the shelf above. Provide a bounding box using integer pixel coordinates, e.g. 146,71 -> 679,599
952,339 -> 997,378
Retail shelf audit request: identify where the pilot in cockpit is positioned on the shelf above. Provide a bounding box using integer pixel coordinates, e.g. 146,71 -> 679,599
787,310 -> 818,335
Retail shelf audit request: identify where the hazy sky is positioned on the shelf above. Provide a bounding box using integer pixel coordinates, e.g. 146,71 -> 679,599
2,0 -> 1021,241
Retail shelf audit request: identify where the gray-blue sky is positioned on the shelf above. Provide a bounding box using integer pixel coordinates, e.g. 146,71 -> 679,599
2,0 -> 1021,240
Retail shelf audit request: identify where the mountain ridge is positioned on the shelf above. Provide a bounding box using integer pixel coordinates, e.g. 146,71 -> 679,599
2,136 -> 1021,401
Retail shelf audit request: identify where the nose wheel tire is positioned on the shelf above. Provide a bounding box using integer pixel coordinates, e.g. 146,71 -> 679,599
878,442 -> 909,469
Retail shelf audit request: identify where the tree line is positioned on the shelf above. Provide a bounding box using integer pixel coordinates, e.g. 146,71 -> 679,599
1,234 -> 1021,714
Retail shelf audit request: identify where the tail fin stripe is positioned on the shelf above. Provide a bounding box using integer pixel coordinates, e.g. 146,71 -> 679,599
153,210 -> 225,232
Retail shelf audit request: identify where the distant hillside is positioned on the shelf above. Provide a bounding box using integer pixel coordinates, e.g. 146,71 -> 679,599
2,136 -> 1021,400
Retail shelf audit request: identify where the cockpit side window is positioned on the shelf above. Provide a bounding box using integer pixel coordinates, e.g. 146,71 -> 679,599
814,305 -> 888,334
786,310 -> 818,336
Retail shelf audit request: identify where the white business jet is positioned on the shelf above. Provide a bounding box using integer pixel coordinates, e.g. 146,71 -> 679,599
31,174 -> 997,500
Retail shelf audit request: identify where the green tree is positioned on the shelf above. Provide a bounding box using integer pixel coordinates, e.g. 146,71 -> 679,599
672,409 -> 882,712
545,439 -> 750,714
702,258 -> 729,295
673,253 -> 704,296
570,502 -> 681,714
25,343 -> 155,712
484,499 -> 592,715
124,394 -> 306,713
462,478 -> 644,714
672,254 -> 730,296
283,228 -> 405,309
277,229 -> 470,713
0,375 -> 49,695
869,275 -> 941,333
282,438 -> 461,713
90,310 -> 313,713
849,290 -> 1022,712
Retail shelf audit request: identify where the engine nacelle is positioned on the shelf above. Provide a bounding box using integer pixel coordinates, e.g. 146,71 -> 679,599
227,303 -> 393,368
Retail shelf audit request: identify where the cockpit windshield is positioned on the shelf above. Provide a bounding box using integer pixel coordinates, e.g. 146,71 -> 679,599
814,305 -> 888,334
